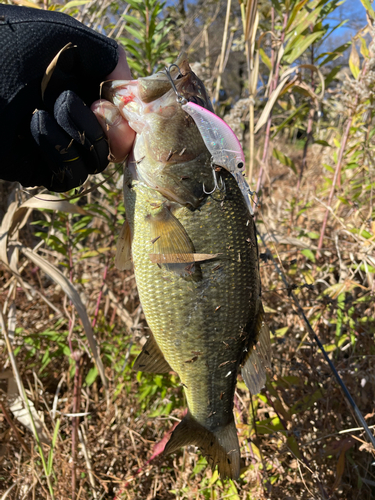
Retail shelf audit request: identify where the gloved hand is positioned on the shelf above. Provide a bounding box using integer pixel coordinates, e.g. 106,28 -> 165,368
0,5 -> 133,192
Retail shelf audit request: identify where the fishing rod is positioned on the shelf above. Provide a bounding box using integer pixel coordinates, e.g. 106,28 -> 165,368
257,228 -> 375,451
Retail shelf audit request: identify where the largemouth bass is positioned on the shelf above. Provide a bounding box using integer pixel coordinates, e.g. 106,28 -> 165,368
104,55 -> 271,479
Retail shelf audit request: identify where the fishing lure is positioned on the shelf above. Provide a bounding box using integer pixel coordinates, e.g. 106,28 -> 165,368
165,65 -> 255,215
181,101 -> 254,215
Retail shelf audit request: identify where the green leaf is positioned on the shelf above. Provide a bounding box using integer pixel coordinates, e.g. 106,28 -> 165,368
318,42 -> 351,66
274,326 -> 289,337
271,104 -> 308,139
290,389 -> 323,414
128,60 -> 144,75
284,31 -> 325,64
319,20 -> 348,48
349,41 -> 361,79
287,434 -> 301,459
285,0 -> 309,33
314,139 -> 331,147
301,249 -> 316,263
360,36 -> 370,59
256,416 -> 284,435
336,292 -> 345,340
337,196 -> 350,205
125,0 -> 143,7
285,2 -> 325,43
323,343 -> 337,352
272,148 -> 297,174
360,0 -> 375,19
270,0 -> 282,15
307,231 -> 319,239
40,348 -> 52,373
125,45 -> 144,60
47,418 -> 60,475
259,48 -> 272,71
124,24 -> 144,42
85,366 -> 99,387
122,14 -> 145,29
323,66 -> 342,87
59,0 -> 90,11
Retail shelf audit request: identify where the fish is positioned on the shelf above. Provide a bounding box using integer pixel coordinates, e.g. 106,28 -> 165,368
103,53 -> 271,479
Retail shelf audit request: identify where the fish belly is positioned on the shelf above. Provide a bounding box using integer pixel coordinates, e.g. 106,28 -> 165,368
125,172 -> 261,428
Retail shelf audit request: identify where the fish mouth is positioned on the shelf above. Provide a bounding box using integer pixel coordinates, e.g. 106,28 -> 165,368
139,53 -> 214,111
101,52 -> 213,113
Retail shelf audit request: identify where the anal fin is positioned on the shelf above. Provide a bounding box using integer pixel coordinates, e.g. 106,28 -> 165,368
115,219 -> 133,271
241,302 -> 271,394
133,332 -> 172,373
164,412 -> 240,479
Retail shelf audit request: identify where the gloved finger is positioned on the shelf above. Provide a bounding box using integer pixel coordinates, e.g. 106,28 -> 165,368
54,90 -> 109,174
30,110 -> 89,192
91,100 -> 135,163
106,45 -> 132,80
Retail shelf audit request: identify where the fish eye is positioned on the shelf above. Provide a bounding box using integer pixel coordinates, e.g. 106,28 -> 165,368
237,162 -> 244,169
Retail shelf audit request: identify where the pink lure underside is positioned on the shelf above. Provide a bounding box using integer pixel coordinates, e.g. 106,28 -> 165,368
182,101 -> 254,215
181,101 -> 245,174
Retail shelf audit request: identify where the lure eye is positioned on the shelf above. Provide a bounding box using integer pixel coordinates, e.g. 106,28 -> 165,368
237,162 -> 244,169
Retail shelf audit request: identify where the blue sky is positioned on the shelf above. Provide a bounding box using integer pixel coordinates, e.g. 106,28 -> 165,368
333,1 -> 368,33
322,1 -> 369,56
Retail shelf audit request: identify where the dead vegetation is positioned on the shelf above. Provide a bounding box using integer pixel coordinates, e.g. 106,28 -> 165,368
0,138 -> 374,499
1,0 -> 375,498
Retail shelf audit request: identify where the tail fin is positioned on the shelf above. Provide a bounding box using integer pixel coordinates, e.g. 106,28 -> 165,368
164,412 -> 240,479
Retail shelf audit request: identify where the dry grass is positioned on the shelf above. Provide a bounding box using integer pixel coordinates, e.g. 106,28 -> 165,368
0,141 -> 374,500
2,0 -> 375,496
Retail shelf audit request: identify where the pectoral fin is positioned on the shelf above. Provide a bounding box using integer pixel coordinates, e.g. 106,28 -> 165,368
147,206 -> 196,277
241,303 -> 271,395
115,219 -> 133,271
133,332 -> 172,373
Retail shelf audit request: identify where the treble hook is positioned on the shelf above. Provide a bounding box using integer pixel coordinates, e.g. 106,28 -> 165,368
164,64 -> 187,105
203,164 -> 226,195
169,63 -> 183,77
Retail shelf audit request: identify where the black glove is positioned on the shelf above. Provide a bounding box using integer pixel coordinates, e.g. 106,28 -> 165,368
0,5 -> 119,191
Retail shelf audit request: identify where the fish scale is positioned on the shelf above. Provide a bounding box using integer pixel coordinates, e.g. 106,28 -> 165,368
125,171 -> 260,427
105,54 -> 271,478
